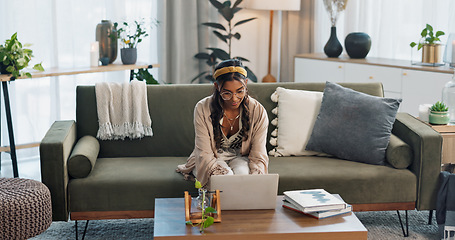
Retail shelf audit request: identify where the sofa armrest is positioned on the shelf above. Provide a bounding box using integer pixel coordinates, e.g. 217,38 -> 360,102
392,113 -> 442,210
40,120 -> 77,221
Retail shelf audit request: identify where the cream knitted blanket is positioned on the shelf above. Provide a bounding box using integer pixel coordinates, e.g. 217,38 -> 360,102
95,80 -> 153,140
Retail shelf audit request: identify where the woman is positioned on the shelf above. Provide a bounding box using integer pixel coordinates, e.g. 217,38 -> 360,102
177,59 -> 269,187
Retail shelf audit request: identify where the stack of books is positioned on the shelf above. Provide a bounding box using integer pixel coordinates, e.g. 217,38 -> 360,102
282,189 -> 352,219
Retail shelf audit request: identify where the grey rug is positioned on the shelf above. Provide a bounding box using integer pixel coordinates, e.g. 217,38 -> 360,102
31,210 -> 438,240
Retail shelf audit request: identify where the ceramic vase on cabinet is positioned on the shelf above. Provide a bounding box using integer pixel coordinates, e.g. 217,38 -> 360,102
96,20 -> 117,64
345,32 -> 371,59
324,27 -> 343,58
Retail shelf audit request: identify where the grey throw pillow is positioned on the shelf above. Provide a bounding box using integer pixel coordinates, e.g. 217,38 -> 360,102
305,82 -> 402,165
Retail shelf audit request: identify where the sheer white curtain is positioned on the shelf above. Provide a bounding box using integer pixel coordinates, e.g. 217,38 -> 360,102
0,0 -> 158,149
314,0 -> 453,60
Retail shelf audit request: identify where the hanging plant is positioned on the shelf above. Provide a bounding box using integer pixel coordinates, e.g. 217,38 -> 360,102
191,0 -> 257,83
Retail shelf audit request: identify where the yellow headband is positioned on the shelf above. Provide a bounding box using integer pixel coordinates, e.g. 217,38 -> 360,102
213,66 -> 247,79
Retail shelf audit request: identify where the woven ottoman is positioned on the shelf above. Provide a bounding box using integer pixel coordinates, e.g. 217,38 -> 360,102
0,178 -> 52,239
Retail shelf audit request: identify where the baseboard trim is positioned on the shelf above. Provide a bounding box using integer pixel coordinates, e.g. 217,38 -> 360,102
70,210 -> 155,220
352,202 -> 415,212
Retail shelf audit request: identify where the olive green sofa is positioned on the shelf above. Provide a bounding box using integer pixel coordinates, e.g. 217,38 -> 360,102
40,82 -> 442,221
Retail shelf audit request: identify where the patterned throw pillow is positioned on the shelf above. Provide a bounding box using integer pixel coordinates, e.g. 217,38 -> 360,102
269,87 -> 324,157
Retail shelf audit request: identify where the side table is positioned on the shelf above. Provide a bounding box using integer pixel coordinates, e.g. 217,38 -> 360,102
429,124 -> 455,172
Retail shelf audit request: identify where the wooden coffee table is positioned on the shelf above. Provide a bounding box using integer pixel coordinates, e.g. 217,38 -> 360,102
154,196 -> 367,240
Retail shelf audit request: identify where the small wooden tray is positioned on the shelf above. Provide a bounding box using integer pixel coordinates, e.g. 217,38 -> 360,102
184,190 -> 221,223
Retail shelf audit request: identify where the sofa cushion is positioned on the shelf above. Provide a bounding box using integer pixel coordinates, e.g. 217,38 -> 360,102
68,157 -> 194,212
268,156 -> 416,204
306,81 -> 401,165
269,87 -> 323,156
68,135 -> 100,178
386,134 -> 413,169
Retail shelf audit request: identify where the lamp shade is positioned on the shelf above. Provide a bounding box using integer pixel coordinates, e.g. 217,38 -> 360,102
243,0 -> 301,11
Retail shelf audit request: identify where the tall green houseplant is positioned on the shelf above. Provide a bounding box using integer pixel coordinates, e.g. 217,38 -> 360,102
192,0 -> 257,83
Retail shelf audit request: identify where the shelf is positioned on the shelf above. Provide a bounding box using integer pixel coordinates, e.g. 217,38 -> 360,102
0,63 -> 160,82
295,53 -> 454,74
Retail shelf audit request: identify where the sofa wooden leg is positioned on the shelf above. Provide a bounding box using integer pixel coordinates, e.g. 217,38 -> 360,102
396,210 -> 409,237
75,220 -> 89,240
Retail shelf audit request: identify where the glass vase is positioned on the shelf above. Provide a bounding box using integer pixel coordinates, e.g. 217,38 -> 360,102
195,188 -> 209,210
442,75 -> 455,124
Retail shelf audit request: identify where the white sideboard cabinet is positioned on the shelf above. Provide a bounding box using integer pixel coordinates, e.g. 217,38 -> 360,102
295,53 -> 454,116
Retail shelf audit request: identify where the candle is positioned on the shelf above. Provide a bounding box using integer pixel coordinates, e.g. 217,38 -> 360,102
419,104 -> 432,122
90,42 -> 99,67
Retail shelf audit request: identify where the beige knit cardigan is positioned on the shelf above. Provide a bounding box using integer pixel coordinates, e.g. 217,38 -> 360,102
176,96 -> 269,187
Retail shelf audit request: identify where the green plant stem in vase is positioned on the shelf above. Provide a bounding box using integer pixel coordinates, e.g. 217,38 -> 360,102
185,179 -> 217,233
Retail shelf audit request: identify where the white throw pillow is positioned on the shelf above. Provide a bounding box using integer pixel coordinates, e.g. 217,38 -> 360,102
270,87 -> 323,156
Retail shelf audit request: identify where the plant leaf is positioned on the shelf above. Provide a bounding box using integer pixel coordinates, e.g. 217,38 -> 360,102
420,29 -> 427,38
219,6 -> 234,22
195,179 -> 202,189
202,22 -> 226,31
213,31 -> 227,43
232,0 -> 242,9
233,33 -> 241,40
436,31 -> 445,38
207,48 -> 230,60
203,216 -> 215,229
33,62 -> 44,72
204,207 -> 217,214
195,53 -> 211,59
233,7 -> 242,14
233,56 -> 249,62
209,0 -> 224,9
185,221 -> 193,225
417,43 -> 423,50
234,17 -> 257,27
245,66 -> 257,82
410,42 -> 416,48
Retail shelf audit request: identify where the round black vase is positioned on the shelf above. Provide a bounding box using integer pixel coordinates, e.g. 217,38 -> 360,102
345,32 -> 371,58
324,26 -> 343,58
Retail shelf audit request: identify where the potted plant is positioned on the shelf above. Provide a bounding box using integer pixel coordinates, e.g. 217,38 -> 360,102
429,101 -> 450,125
410,24 -> 445,64
191,0 -> 257,83
114,20 -> 151,65
0,32 -> 44,79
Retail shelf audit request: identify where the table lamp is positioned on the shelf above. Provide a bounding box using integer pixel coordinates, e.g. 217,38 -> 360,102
243,0 -> 301,82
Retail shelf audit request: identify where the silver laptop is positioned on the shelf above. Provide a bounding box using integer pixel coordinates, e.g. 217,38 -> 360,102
208,174 -> 279,210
